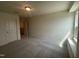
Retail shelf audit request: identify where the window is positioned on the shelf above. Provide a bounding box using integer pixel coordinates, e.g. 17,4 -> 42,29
73,11 -> 78,42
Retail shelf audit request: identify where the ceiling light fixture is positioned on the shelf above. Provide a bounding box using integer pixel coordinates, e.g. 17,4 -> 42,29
25,6 -> 31,11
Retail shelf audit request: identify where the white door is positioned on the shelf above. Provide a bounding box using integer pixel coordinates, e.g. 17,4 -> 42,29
8,15 -> 17,42
0,14 -> 9,46
0,12 -> 19,46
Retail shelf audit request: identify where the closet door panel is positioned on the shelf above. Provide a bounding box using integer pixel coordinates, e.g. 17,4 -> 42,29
0,15 -> 8,46
8,16 -> 17,42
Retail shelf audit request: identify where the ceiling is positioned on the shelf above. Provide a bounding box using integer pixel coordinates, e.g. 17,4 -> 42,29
0,1 -> 72,17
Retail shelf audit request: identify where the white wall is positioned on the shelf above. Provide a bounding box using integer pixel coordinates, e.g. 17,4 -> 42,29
29,11 -> 74,45
0,12 -> 20,46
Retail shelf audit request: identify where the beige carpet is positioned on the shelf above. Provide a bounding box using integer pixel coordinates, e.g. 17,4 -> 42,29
0,37 -> 69,58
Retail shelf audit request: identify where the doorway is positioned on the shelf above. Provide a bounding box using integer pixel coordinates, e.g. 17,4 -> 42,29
19,16 -> 25,39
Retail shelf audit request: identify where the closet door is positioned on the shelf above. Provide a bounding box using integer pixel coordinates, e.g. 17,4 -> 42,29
0,12 -> 19,46
0,14 -> 9,46
5,16 -> 10,44
8,15 -> 17,42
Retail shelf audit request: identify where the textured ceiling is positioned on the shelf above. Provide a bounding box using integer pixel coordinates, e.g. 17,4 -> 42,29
0,1 -> 71,17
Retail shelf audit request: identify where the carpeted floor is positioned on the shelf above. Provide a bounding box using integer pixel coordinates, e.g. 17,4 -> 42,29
0,37 -> 69,58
